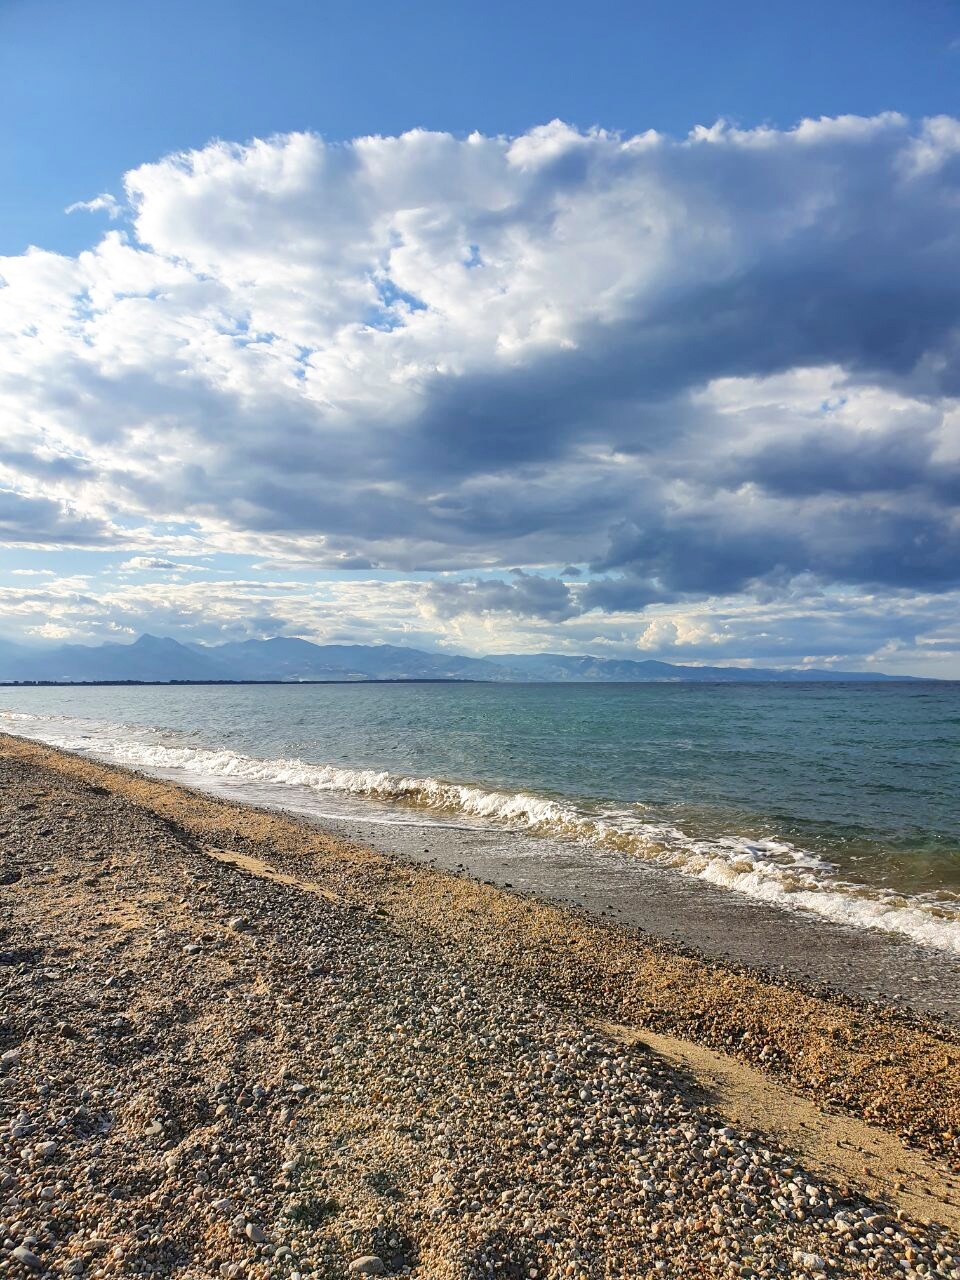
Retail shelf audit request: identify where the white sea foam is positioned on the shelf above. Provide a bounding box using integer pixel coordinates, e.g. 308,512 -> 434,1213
3,708 -> 959,954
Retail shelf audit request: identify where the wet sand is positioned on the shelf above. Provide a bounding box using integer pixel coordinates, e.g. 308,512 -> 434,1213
314,810 -> 960,1026
125,765 -> 960,1026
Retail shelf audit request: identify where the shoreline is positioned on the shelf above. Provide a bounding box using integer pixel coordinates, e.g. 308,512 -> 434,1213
1,732 -> 959,1278
3,715 -> 960,1015
0,679 -> 486,688
3,691 -> 958,972
286,801 -> 960,1026
46,744 -> 960,1026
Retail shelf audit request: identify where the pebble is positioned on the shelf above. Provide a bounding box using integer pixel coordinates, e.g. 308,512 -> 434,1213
794,1249 -> 828,1272
11,1244 -> 42,1269
0,749 -> 957,1280
348,1258 -> 386,1276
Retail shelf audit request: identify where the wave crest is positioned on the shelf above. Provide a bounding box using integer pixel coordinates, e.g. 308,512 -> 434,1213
3,710 -> 959,955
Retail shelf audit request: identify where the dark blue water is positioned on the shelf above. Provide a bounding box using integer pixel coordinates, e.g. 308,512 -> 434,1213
2,680 -> 958,951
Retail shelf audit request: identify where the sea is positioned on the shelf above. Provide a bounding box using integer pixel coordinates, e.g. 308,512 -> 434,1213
1,680 -> 958,955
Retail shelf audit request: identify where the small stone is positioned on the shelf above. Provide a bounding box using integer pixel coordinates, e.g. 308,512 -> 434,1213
348,1257 -> 386,1276
227,916 -> 248,931
1,1049 -> 20,1067
792,1250 -> 826,1273
12,1245 -> 43,1269
245,1222 -> 267,1244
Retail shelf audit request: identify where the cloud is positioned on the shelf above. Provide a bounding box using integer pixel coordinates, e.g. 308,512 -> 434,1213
0,488 -> 119,549
65,192 -> 122,218
118,556 -> 197,572
426,571 -> 580,621
1,116 -> 959,668
0,569 -> 954,676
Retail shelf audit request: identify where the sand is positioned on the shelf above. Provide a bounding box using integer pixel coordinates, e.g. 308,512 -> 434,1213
1,732 -> 959,1279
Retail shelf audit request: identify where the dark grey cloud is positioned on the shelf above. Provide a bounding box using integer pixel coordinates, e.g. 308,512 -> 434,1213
0,448 -> 94,483
729,423 -> 960,505
427,571 -> 580,621
0,489 -> 117,547
590,497 -> 960,599
578,574 -> 676,613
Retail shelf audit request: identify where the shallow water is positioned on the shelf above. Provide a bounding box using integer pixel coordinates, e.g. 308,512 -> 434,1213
1,680 -> 958,952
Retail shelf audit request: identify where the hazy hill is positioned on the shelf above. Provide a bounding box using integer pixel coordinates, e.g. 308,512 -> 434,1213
0,634 -> 924,683
200,638 -> 514,682
0,634 -> 232,683
482,653 -> 914,682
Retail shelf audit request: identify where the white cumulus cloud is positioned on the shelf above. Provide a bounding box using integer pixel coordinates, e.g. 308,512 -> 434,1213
0,116 -> 958,668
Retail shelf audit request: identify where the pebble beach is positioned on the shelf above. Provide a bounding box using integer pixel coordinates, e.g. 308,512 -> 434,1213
1,732 -> 959,1280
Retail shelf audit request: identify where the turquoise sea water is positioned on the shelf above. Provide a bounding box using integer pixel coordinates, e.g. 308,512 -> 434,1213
1,680 -> 958,951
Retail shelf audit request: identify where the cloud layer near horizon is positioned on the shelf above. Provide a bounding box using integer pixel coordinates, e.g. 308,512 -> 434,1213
1,115 -> 959,670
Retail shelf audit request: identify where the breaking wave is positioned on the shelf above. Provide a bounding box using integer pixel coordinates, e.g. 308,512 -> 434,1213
3,708 -> 959,955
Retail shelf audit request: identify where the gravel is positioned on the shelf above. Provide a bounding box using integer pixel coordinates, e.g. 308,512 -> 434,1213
1,747 -> 958,1279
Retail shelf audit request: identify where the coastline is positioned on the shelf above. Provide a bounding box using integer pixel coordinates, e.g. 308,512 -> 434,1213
48,737 -> 958,1025
279,803 -> 960,1026
1,732 -> 959,1278
3,684 -> 957,969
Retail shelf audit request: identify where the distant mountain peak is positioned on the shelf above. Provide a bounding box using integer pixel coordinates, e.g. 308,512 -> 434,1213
0,635 -> 928,684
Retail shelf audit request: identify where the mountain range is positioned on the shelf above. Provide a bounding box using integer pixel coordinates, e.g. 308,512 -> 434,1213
0,633 -> 925,683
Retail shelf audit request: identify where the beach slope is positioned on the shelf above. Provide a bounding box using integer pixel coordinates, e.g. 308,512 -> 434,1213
1,733 -> 959,1279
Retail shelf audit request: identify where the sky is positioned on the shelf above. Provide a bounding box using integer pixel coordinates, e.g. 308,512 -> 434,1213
1,0 -> 959,675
